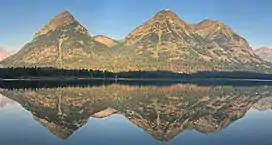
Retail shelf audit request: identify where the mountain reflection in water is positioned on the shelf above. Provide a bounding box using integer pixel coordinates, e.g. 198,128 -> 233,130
0,80 -> 272,144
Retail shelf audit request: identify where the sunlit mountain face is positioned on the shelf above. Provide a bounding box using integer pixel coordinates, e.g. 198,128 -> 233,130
0,81 -> 272,145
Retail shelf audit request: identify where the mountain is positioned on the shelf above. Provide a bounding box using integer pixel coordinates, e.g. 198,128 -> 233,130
115,9 -> 208,72
113,9 -> 270,73
1,9 -> 271,73
0,47 -> 12,61
93,35 -> 119,47
0,11 -> 109,69
123,10 -> 204,52
254,47 -> 272,63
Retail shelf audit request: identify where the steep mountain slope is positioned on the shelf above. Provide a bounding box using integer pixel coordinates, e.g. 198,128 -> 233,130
254,47 -> 272,63
1,11 -> 109,69
93,35 -> 119,47
193,19 -> 264,66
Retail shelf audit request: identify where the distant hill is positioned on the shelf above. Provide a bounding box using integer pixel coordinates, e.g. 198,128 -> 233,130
93,35 -> 119,47
0,47 -> 12,61
254,47 -> 272,63
1,9 -> 271,73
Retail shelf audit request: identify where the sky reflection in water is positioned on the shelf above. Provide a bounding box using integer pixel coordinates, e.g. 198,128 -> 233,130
0,81 -> 272,145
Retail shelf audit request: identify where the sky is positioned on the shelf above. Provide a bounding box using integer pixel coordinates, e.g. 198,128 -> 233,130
0,0 -> 272,51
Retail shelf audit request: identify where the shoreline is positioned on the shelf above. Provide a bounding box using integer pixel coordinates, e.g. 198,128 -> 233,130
1,77 -> 272,82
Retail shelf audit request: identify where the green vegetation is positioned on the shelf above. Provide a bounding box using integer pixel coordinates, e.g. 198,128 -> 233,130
0,67 -> 272,80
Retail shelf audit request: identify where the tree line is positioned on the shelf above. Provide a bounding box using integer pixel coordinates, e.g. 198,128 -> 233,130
0,67 -> 272,80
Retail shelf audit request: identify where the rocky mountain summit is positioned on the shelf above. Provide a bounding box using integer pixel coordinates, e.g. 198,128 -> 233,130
33,11 -> 83,39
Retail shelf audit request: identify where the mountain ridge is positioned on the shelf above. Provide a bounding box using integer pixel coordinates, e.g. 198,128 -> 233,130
114,9 -> 270,72
1,9 -> 271,73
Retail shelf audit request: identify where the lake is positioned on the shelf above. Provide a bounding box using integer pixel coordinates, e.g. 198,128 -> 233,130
0,80 -> 272,145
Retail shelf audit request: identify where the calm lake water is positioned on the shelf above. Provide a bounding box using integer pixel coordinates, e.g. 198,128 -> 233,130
0,80 -> 272,145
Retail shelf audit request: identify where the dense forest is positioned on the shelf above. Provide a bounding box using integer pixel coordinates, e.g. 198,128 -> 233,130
0,67 -> 113,78
0,67 -> 272,80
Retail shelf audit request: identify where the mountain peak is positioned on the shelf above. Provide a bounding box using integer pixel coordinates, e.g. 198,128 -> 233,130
159,8 -> 174,13
199,19 -> 215,24
34,10 -> 77,38
125,9 -> 191,39
123,9 -> 202,55
153,9 -> 180,20
195,19 -> 223,29
193,18 -> 235,38
58,10 -> 72,16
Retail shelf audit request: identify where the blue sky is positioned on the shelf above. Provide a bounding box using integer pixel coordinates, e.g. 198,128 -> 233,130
0,0 -> 271,50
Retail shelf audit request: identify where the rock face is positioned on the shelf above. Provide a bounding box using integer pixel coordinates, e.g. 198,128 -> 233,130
1,9 -> 271,72
1,83 -> 272,141
254,47 -> 272,63
33,11 -> 81,39
93,35 -> 118,47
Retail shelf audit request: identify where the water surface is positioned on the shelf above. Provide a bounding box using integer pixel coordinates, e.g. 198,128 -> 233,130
0,80 -> 272,145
